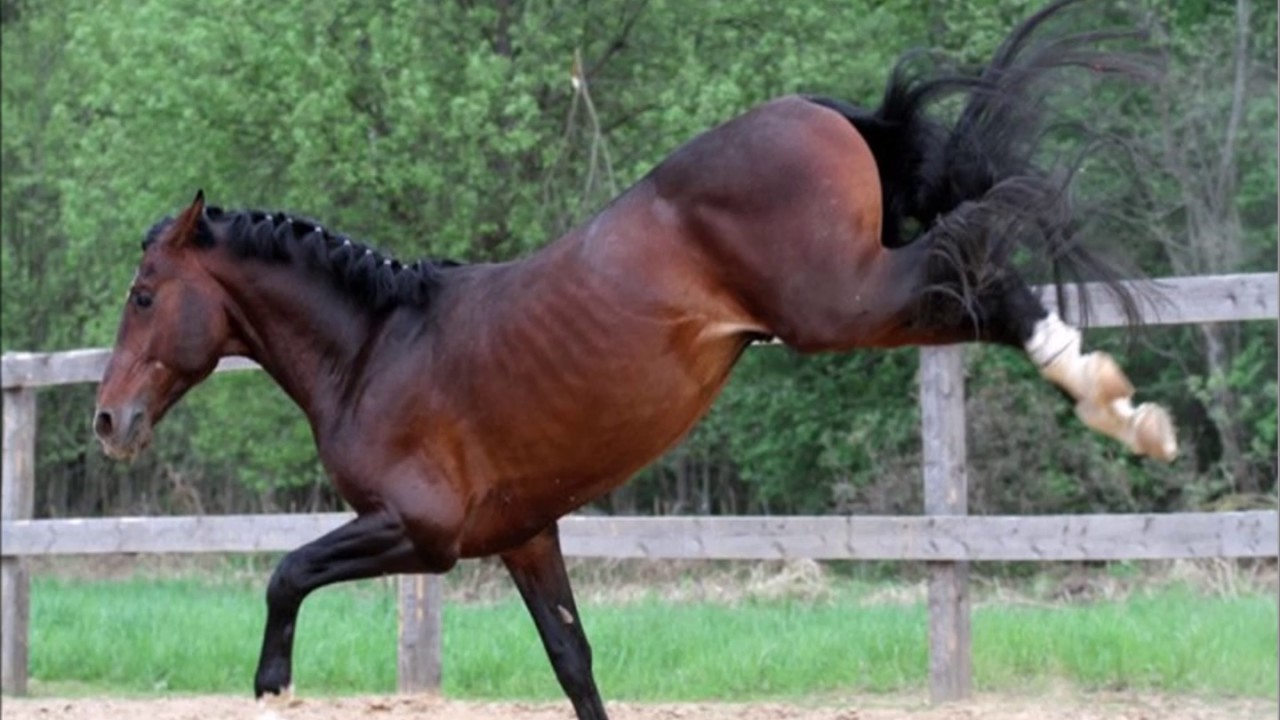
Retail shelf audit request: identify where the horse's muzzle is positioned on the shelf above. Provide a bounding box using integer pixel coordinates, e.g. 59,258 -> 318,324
93,403 -> 151,460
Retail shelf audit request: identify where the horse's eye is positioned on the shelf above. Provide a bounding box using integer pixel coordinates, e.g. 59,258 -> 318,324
134,293 -> 153,309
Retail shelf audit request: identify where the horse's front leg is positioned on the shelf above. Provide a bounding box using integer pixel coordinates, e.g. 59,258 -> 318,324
254,511 -> 424,699
501,523 -> 608,720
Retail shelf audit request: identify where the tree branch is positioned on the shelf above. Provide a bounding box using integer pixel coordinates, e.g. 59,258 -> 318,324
1215,0 -> 1250,208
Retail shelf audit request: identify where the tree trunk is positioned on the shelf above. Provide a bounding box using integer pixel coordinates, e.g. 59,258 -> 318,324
1198,323 -> 1253,492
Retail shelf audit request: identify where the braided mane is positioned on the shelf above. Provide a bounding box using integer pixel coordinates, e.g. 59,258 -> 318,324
144,205 -> 460,312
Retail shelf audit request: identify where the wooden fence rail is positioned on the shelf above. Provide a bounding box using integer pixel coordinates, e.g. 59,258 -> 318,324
5,273 -> 1276,391
4,512 -> 1276,561
2,272 -> 1277,701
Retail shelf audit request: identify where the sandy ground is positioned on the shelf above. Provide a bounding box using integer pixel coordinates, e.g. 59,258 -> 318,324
2,693 -> 1275,720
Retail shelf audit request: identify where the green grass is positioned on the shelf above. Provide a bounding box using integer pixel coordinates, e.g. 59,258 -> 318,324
27,576 -> 1278,700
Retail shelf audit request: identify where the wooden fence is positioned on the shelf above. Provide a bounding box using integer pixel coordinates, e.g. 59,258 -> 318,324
2,272 -> 1277,702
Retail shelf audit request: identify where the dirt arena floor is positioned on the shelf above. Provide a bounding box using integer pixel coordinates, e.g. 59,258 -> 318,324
2,692 -> 1275,720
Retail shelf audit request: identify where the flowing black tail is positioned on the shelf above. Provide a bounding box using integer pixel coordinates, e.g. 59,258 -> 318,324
810,0 -> 1162,330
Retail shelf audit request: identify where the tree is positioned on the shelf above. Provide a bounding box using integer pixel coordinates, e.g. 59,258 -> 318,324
2,0 -> 1273,517
1113,0 -> 1277,496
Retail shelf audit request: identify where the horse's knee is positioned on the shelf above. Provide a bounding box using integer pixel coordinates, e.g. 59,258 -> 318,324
266,551 -> 310,609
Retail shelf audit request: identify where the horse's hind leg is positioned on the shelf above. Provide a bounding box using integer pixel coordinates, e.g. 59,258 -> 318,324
1019,295 -> 1178,461
743,219 -> 1177,461
931,271 -> 1178,462
501,524 -> 607,720
254,511 -> 426,699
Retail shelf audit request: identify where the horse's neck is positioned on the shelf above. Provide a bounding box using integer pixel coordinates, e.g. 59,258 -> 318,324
214,256 -> 375,421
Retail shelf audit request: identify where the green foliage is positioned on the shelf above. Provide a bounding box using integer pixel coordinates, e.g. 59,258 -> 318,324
2,0 -> 1274,515
713,350 -> 920,513
929,0 -> 1043,63
185,374 -> 323,493
1184,330 -> 1280,502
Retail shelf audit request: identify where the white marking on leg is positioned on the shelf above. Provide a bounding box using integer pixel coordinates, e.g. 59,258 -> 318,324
1025,312 -> 1080,369
256,699 -> 284,720
1024,313 -> 1177,461
256,685 -> 296,720
558,604 -> 576,625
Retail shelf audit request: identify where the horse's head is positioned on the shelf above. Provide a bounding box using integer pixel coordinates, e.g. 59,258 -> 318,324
94,191 -> 243,460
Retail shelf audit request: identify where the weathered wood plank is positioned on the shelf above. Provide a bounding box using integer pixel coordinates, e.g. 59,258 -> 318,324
5,513 -> 1275,561
558,516 -> 849,559
397,575 -> 443,693
920,347 -> 969,517
1,350 -> 259,389
1,513 -> 353,555
1,390 -> 36,531
2,388 -> 37,695
927,562 -> 970,701
3,274 -> 1274,389
920,345 -> 971,703
1037,273 -> 1278,328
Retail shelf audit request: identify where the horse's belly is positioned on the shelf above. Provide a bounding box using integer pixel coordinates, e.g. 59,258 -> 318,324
456,331 -> 748,555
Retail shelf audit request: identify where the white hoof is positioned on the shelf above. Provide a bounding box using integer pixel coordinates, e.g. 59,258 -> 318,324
1075,398 -> 1178,462
257,686 -> 295,720
1030,313 -> 1177,463
1132,402 -> 1178,461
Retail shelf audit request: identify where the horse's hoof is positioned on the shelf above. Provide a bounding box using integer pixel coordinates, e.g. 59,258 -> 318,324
1132,402 -> 1177,462
254,659 -> 293,701
256,684 -> 298,719
256,686 -> 295,720
1084,352 -> 1134,405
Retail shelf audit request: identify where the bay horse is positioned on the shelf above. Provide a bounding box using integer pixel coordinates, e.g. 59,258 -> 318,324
93,1 -> 1174,717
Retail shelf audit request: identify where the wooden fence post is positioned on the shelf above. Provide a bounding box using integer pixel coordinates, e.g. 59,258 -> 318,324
2,387 -> 37,695
919,346 -> 971,702
397,574 -> 443,693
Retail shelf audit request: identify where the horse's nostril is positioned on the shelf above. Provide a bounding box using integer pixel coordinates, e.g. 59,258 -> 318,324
94,410 -> 115,439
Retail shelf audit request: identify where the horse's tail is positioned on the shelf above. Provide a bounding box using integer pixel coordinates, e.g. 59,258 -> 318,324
809,0 -> 1161,328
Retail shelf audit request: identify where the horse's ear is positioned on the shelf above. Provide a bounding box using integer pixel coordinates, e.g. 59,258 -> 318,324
168,189 -> 206,248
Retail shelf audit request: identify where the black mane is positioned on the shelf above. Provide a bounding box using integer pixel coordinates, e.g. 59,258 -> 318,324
145,206 -> 460,312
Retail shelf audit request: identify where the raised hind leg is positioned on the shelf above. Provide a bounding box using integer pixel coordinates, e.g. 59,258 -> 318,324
501,524 -> 608,720
752,234 -> 1177,461
253,511 -> 427,699
919,269 -> 1178,462
1022,304 -> 1177,461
